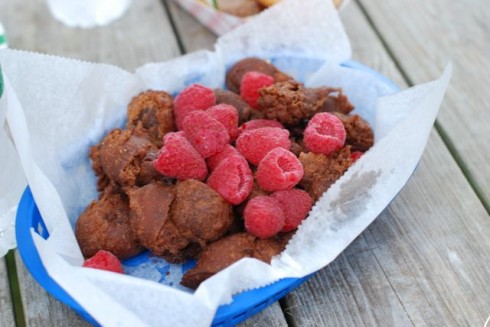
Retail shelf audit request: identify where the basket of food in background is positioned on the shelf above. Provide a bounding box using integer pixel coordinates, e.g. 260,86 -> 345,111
172,0 -> 349,35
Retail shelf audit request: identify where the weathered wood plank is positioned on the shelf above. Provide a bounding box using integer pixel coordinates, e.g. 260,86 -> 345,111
14,252 -> 88,326
357,0 -> 490,207
0,0 -> 181,326
0,0 -> 180,71
283,248 -> 413,326
239,302 -> 287,327
282,3 -> 490,326
0,257 -> 15,327
165,3 -> 289,326
166,1 -> 216,53
365,131 -> 490,326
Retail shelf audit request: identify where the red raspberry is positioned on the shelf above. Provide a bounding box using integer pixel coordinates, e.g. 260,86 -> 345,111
237,119 -> 284,137
304,112 -> 346,155
83,250 -> 124,274
351,151 -> 363,163
236,127 -> 290,166
174,84 -> 215,129
207,155 -> 253,205
240,71 -> 275,108
206,144 -> 242,172
182,111 -> 230,158
244,196 -> 285,239
207,104 -> 239,141
272,189 -> 313,232
256,147 -> 304,191
154,132 -> 207,181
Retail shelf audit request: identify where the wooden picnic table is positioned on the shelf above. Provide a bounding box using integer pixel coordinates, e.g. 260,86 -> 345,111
1,0 -> 489,326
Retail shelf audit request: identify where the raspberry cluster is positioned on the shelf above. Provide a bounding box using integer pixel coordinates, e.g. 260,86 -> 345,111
244,189 -> 313,238
153,82 -> 318,238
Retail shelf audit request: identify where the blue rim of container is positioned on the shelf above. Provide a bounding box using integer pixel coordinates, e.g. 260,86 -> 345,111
15,60 -> 399,327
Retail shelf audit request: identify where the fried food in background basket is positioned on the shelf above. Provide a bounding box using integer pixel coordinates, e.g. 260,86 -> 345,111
174,0 -> 349,35
202,0 -> 345,17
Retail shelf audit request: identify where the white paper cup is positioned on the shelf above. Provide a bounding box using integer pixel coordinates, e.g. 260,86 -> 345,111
45,0 -> 133,29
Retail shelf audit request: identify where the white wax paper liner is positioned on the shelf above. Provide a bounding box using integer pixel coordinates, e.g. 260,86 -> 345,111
0,0 -> 451,325
0,62 -> 26,257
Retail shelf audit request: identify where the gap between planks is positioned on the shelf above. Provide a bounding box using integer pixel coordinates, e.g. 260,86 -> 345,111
355,0 -> 490,213
2,253 -> 17,327
352,0 -> 490,215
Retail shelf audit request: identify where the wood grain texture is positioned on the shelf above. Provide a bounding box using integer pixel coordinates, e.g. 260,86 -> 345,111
365,131 -> 490,326
239,302 -> 287,327
0,0 -> 180,71
0,257 -> 15,327
283,245 -> 413,326
357,0 -> 490,206
281,2 -> 490,326
14,252 -> 88,327
166,1 -> 216,53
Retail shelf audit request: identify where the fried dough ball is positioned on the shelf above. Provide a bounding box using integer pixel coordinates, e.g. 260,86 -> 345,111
257,81 -> 354,126
256,0 -> 280,7
181,232 -> 292,289
127,90 -> 175,148
333,113 -> 374,152
226,58 -> 292,94
76,191 -> 143,260
128,180 -> 234,263
171,179 -> 234,245
90,129 -> 155,192
128,183 -> 190,263
298,147 -> 352,201
215,0 -> 263,18
320,88 -> 354,115
214,88 -> 254,124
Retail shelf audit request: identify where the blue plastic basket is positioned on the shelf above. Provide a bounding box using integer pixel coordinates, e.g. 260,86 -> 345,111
16,187 -> 313,326
15,61 -> 398,326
